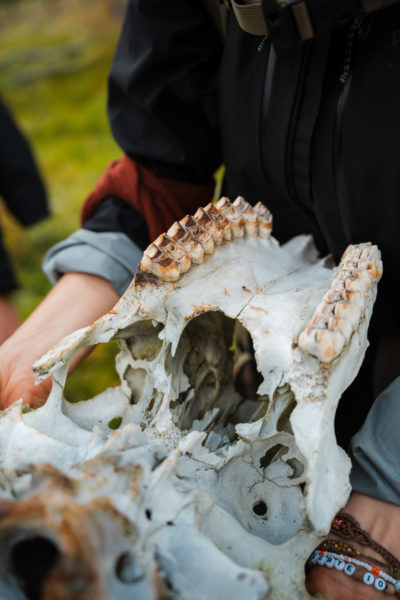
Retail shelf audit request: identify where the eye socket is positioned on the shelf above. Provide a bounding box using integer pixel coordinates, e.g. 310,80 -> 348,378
10,536 -> 61,600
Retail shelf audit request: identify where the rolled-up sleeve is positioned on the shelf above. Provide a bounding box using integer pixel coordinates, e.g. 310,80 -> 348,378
42,229 -> 142,296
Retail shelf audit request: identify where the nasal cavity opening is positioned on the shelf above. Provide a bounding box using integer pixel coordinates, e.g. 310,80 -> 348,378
169,311 -> 267,444
11,536 -> 61,600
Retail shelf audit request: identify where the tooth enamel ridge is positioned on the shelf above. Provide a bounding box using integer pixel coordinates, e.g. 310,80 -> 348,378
298,243 -> 382,363
140,196 -> 273,282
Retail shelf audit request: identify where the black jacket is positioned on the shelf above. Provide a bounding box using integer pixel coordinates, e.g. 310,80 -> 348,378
81,0 -> 400,443
87,0 -> 400,341
0,98 -> 48,227
0,98 -> 49,290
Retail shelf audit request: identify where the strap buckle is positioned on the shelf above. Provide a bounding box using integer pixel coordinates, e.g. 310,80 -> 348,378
262,0 -> 314,54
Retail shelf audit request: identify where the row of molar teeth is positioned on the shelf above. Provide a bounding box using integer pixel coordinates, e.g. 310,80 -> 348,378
298,243 -> 382,363
140,196 -> 273,282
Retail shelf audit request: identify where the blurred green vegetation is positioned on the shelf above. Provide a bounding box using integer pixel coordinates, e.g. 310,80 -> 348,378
0,0 -> 126,400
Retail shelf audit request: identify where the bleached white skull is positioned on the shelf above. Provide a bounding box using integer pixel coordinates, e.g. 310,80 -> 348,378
0,197 -> 382,600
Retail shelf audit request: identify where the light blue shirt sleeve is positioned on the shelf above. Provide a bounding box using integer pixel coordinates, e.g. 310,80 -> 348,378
42,229 -> 143,296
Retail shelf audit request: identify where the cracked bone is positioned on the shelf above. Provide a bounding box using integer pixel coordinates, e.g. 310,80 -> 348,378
0,197 -> 382,599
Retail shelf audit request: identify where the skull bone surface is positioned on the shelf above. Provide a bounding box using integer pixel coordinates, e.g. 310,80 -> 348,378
0,197 -> 382,600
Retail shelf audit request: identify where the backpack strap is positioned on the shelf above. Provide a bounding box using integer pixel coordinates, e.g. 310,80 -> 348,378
203,0 -> 230,38
228,0 -> 400,41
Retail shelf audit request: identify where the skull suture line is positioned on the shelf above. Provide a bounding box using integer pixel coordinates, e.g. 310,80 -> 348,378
0,197 -> 382,600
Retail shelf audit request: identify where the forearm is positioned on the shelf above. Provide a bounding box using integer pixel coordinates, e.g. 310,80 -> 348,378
0,272 -> 119,409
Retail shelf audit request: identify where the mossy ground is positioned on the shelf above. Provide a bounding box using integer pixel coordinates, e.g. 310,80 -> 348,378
0,0 -> 125,401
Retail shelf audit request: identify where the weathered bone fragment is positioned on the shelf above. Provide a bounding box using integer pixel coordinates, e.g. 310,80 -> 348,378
0,198 -> 382,599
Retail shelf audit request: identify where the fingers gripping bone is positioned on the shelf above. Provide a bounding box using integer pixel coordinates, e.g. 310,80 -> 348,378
298,243 -> 382,363
140,197 -> 273,282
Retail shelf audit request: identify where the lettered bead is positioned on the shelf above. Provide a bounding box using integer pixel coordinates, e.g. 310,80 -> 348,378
317,554 -> 327,566
395,580 -> 400,592
344,564 -> 355,576
335,559 -> 345,571
363,572 -> 374,585
310,552 -> 318,564
325,556 -> 335,568
374,578 -> 386,591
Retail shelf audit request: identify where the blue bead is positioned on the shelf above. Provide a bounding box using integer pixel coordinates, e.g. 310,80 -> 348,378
335,559 -> 345,571
344,563 -> 355,576
363,572 -> 374,586
395,580 -> 400,592
374,578 -> 386,591
325,556 -> 335,568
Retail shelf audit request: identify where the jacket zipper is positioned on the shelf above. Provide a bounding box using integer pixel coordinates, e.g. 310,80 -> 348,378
333,15 -> 364,243
284,43 -> 311,208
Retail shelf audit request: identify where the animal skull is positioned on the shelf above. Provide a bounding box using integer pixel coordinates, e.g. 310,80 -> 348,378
0,197 -> 382,599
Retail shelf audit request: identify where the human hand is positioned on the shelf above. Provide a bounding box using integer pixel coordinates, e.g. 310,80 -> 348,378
0,272 -> 119,411
0,342 -> 52,410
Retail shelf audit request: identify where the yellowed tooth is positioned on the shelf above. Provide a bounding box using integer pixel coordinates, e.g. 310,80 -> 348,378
343,273 -> 371,294
332,301 -> 362,328
215,196 -> 245,238
357,260 -> 383,282
140,244 -> 180,282
310,314 -> 328,329
194,206 -> 224,245
204,202 -> 232,241
314,298 -> 361,333
154,234 -> 191,274
254,202 -> 273,238
298,328 -> 346,363
180,214 -> 215,255
327,316 -> 353,340
359,244 -> 380,261
232,196 -> 258,236
313,301 -> 336,319
167,221 -> 205,265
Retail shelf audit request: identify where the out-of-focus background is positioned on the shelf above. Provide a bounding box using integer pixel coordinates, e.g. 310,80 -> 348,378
0,0 -> 127,400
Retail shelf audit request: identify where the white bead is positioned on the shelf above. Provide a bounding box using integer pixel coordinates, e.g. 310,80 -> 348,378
344,563 -> 355,576
325,556 -> 335,568
374,578 -> 386,591
335,559 -> 345,571
395,580 -> 400,592
317,555 -> 327,566
363,572 -> 374,585
310,552 -> 318,564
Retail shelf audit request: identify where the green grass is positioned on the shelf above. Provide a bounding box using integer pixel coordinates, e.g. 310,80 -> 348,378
0,0 -> 126,399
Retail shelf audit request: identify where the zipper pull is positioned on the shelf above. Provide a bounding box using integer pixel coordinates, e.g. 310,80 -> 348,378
339,14 -> 363,84
258,35 -> 268,53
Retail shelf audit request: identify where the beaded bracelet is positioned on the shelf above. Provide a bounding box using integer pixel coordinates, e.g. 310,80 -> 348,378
318,538 -> 393,574
308,550 -> 400,595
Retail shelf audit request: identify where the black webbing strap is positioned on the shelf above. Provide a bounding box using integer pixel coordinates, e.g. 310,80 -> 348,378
229,0 -> 400,40
203,0 -> 230,38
